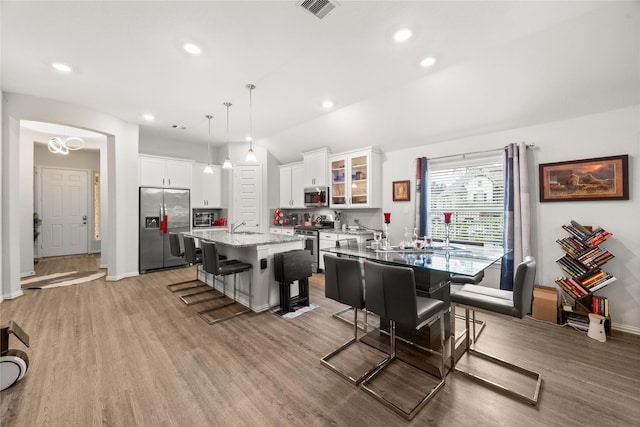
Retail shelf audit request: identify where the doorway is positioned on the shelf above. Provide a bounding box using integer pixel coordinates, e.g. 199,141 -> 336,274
233,164 -> 263,233
40,167 -> 90,257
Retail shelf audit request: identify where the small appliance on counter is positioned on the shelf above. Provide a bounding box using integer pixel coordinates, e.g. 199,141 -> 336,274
192,208 -> 217,228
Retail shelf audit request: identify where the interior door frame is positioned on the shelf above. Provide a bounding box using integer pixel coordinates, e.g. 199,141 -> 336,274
36,166 -> 93,258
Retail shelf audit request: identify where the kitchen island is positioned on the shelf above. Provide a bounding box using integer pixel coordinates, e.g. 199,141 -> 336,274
186,230 -> 305,312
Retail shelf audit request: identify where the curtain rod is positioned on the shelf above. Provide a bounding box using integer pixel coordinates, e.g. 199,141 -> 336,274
427,143 -> 535,162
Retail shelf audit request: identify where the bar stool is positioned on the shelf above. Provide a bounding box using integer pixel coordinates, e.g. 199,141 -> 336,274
197,241 -> 253,325
361,261 -> 447,420
167,233 -> 203,292
450,256 -> 542,405
321,255 -> 383,385
178,236 -> 230,306
332,239 -> 368,330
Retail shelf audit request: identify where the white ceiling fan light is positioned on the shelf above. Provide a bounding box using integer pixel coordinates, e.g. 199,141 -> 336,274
222,102 -> 233,169
203,115 -> 214,174
245,83 -> 258,163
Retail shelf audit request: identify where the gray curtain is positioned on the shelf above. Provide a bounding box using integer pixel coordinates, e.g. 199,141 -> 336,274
500,142 -> 531,291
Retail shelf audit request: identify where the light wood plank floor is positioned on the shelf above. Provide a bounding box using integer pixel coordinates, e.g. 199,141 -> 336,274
2,255 -> 640,426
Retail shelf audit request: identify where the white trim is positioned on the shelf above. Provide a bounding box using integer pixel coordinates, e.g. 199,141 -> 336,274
2,290 -> 24,300
19,271 -> 35,278
106,271 -> 138,281
612,324 -> 640,336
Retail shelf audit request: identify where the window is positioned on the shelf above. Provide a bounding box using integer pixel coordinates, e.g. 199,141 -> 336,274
428,154 -> 504,246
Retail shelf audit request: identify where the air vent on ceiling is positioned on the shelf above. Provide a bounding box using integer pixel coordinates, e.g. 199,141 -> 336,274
297,0 -> 337,20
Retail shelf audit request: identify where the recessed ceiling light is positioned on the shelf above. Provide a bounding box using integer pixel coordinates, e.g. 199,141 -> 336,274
183,43 -> 202,55
420,56 -> 436,68
143,114 -> 155,121
322,100 -> 334,109
52,62 -> 72,73
393,28 -> 412,43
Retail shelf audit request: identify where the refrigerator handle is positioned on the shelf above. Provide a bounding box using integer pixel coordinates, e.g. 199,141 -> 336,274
163,204 -> 169,233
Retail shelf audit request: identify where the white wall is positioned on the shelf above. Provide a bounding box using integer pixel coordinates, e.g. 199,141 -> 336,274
382,105 -> 640,333
2,92 -> 140,300
139,134 -> 211,162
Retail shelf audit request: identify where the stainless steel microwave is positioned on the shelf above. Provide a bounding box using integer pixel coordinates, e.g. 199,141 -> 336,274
304,186 -> 329,207
192,209 -> 216,228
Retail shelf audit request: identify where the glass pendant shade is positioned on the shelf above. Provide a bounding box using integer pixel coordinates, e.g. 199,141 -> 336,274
222,157 -> 233,169
245,148 -> 257,162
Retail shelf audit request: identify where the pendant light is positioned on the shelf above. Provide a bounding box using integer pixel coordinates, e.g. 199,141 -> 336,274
203,115 -> 214,174
245,83 -> 257,162
222,102 -> 233,169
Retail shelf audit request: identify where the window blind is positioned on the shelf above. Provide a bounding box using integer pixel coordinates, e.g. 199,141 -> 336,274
428,154 -> 504,247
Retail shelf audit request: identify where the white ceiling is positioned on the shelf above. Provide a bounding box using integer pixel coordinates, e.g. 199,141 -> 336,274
2,1 -> 638,163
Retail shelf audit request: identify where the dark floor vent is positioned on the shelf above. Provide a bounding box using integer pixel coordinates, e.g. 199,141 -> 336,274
298,0 -> 337,20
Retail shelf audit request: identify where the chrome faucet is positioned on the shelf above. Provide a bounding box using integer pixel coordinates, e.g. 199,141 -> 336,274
230,221 -> 246,234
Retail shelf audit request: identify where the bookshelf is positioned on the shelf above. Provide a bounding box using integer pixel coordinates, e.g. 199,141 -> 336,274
555,220 -> 615,334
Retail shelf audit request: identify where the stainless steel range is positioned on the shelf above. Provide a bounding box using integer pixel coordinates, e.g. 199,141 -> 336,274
294,222 -> 334,273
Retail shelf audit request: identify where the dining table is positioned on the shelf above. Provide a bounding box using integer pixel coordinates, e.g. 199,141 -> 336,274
321,242 -> 508,353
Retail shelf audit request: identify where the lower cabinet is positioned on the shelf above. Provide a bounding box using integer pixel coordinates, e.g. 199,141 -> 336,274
318,232 -> 373,270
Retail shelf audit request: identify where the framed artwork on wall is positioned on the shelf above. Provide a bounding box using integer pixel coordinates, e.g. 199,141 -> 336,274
539,154 -> 629,202
392,180 -> 410,201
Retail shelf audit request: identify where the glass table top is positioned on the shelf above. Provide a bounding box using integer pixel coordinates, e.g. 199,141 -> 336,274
321,243 -> 507,276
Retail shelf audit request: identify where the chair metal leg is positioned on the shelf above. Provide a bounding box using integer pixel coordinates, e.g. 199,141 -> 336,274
360,317 -> 446,420
321,308 -> 385,385
451,303 -> 542,405
197,271 -> 251,325
167,266 -> 201,292
332,307 -> 370,332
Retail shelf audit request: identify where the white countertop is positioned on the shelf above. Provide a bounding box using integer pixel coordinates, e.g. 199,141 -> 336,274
187,230 -> 302,248
319,229 -> 375,236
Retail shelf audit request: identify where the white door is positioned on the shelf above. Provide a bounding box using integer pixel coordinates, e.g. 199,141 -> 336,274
233,164 -> 262,233
41,168 -> 89,257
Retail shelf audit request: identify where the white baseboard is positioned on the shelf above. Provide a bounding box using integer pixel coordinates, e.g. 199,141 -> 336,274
2,290 -> 25,300
612,323 -> 640,336
106,271 -> 139,281
20,271 -> 36,278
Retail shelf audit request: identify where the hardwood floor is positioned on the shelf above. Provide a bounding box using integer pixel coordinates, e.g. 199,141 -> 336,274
2,256 -> 640,426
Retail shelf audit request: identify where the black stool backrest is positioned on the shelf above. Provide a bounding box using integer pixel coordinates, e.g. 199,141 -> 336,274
201,241 -> 222,275
512,256 -> 536,317
336,238 -> 358,249
324,255 -> 364,310
183,236 -> 200,265
169,232 -> 182,257
364,261 -> 418,329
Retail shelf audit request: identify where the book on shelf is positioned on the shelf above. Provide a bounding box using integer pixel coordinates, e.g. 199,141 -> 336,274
587,276 -> 616,293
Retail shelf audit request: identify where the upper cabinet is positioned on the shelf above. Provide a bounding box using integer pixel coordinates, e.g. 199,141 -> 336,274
329,147 -> 381,209
192,163 -> 222,208
279,162 -> 305,209
139,155 -> 192,189
303,147 -> 330,187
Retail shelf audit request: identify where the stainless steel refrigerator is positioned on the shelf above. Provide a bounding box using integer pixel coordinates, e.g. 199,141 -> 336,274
139,187 -> 190,273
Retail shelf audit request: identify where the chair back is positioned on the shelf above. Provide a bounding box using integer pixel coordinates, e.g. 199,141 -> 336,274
169,232 -> 183,258
201,241 -> 222,275
336,238 -> 358,249
183,235 -> 200,265
512,256 -> 537,317
363,261 -> 418,329
324,255 -> 364,309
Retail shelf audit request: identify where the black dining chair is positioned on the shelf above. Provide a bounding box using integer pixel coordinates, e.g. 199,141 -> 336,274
331,238 -> 367,330
197,241 -> 253,325
450,256 -> 541,405
178,236 -> 231,306
167,232 -> 204,292
321,255 -> 383,385
360,261 -> 448,420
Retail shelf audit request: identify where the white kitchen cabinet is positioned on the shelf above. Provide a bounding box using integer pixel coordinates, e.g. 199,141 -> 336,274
269,227 -> 294,236
139,155 -> 192,189
191,163 -> 222,208
270,227 -> 282,235
303,147 -> 329,187
279,162 -> 305,208
318,231 -> 373,270
329,147 -> 380,209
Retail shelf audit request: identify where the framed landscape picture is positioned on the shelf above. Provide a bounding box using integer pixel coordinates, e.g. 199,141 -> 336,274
539,154 -> 629,202
392,180 -> 410,201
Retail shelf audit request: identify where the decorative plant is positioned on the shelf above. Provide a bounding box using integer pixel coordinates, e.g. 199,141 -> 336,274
33,212 -> 42,242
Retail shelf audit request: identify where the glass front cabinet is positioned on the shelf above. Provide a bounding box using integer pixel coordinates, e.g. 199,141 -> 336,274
330,147 -> 380,209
